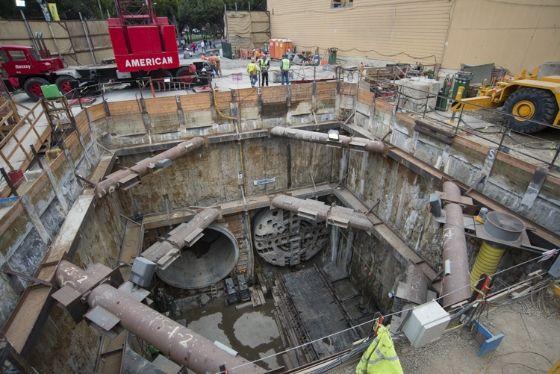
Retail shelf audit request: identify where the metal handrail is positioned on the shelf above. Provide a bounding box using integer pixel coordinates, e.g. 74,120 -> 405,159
389,83 -> 560,170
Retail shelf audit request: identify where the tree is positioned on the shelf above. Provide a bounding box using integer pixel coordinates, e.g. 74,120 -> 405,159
0,0 -> 182,21
0,1 -> 44,20
177,0 -> 265,38
0,0 -> 265,36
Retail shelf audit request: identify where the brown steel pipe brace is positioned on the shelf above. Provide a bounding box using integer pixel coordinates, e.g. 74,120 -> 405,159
270,126 -> 386,153
95,137 -> 205,197
140,208 -> 222,269
53,260 -> 264,373
441,181 -> 471,307
271,194 -> 373,231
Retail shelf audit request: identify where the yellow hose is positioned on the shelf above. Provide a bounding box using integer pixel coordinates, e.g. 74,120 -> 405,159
211,87 -> 238,121
470,241 -> 505,290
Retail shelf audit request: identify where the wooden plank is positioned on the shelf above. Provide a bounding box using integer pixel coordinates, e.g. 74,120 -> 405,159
0,101 -> 41,149
0,147 -> 15,170
0,109 -> 15,127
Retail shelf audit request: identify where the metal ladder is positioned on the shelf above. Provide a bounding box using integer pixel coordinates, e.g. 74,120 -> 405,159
41,96 -> 76,133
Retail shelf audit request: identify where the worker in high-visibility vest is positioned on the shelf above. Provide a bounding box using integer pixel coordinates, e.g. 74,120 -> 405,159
259,53 -> 270,87
356,318 -> 403,374
281,54 -> 291,85
247,58 -> 260,88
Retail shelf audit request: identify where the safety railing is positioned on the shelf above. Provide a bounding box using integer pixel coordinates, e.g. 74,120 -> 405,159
0,100 -> 47,172
59,74 -> 211,111
389,83 -> 560,172
0,99 -> 21,141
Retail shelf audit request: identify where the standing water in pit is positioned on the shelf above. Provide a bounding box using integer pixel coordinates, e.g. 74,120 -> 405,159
178,298 -> 285,371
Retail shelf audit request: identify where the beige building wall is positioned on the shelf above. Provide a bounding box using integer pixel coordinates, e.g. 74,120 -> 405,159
442,0 -> 560,73
268,0 -> 560,71
268,0 -> 452,64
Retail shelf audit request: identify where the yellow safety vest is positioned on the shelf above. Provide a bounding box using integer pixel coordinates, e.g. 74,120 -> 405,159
259,58 -> 270,71
356,325 -> 403,374
247,63 -> 258,75
281,58 -> 290,71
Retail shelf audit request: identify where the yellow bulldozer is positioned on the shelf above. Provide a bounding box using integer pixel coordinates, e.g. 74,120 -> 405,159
452,62 -> 560,134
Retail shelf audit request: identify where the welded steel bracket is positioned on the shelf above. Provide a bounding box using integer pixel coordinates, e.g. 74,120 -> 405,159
297,207 -> 321,221
85,281 -> 151,338
429,193 -> 446,224
118,281 -> 150,302
519,167 -> 547,213
51,286 -> 88,323
52,264 -> 123,323
437,191 -> 476,214
85,306 -> 121,334
118,173 -> 141,191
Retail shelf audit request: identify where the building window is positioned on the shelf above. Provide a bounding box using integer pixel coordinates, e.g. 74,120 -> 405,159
332,0 -> 353,8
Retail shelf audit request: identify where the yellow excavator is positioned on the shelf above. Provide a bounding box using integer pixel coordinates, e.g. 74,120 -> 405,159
452,62 -> 560,133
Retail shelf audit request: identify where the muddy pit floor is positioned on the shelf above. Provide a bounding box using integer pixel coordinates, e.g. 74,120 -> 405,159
179,296 -> 286,371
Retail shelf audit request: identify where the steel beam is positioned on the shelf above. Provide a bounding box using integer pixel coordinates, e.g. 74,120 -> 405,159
95,137 -> 205,197
270,126 -> 386,153
54,261 -> 264,374
441,181 -> 471,307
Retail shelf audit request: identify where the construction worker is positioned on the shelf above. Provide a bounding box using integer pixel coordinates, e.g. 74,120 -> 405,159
259,53 -> 270,86
356,318 -> 403,374
359,62 -> 366,79
207,53 -> 221,77
247,58 -> 260,88
281,54 -> 291,85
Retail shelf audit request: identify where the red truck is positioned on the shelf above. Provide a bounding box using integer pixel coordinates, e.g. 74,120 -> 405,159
0,0 -> 207,101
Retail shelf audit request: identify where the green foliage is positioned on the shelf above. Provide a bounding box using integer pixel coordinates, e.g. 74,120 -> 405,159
0,1 -> 44,20
0,0 -> 265,36
177,0 -> 265,36
0,0 -> 181,20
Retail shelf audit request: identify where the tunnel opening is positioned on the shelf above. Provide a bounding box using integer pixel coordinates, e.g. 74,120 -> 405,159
156,224 -> 239,290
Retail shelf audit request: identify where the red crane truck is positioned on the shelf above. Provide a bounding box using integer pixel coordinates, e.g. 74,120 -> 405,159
0,0 -> 207,101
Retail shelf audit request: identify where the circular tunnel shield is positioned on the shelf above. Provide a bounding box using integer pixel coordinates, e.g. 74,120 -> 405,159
157,224 -> 239,289
253,208 -> 329,266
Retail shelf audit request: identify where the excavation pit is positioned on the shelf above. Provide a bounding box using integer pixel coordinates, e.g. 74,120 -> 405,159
1,82 -> 558,373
